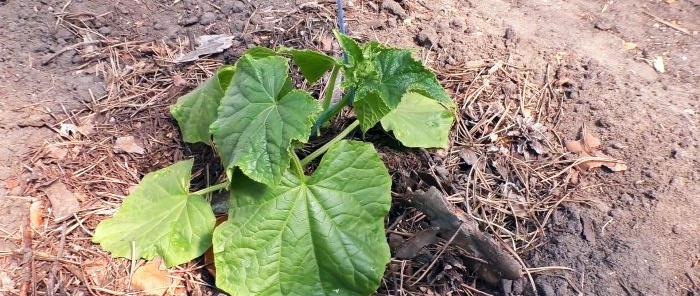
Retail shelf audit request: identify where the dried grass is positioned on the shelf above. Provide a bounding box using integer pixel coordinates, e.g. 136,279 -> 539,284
377,61 -> 583,295
8,2 -> 584,295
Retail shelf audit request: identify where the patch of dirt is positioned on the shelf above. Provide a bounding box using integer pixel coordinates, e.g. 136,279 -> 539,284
1,0 -> 698,295
345,0 -> 699,294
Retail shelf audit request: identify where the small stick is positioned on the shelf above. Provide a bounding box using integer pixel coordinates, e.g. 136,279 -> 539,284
410,187 -> 523,280
41,40 -> 105,66
19,216 -> 33,296
642,11 -> 691,35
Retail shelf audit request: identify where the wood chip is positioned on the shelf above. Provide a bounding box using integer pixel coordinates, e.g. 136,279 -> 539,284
114,136 -> 145,154
395,228 -> 440,259
29,200 -> 44,229
42,181 -> 80,222
131,258 -> 173,296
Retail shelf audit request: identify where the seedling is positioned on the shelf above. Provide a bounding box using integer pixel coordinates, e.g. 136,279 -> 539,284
93,32 -> 455,295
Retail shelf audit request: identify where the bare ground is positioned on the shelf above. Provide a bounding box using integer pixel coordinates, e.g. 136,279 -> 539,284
0,0 -> 698,295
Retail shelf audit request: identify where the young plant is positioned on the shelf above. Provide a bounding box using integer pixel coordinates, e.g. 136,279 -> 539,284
93,32 -> 455,295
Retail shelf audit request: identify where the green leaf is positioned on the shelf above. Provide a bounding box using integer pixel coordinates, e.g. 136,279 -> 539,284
335,35 -> 455,131
213,140 -> 391,296
244,46 -> 278,59
353,90 -> 392,132
279,47 -> 337,84
170,66 -> 234,144
381,93 -> 454,148
356,47 -> 453,109
92,159 -> 215,267
334,30 -> 363,66
211,55 -> 321,186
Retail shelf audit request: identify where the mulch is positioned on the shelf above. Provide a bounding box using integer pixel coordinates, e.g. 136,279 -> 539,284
3,2 -> 587,295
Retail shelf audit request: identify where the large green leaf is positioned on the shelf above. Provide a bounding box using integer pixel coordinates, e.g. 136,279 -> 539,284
381,93 -> 454,148
213,140 -> 392,296
211,55 -> 321,186
279,47 -> 337,84
170,66 -> 234,144
92,159 -> 215,267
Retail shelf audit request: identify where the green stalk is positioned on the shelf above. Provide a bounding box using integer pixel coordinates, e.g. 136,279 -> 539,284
291,153 -> 306,180
311,89 -> 354,136
192,181 -> 229,196
321,65 -> 340,111
301,120 -> 359,166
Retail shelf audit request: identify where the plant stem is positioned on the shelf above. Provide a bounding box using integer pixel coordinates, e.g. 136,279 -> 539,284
192,182 -> 229,196
321,66 -> 340,111
291,153 -> 306,180
301,119 -> 359,166
311,89 -> 355,136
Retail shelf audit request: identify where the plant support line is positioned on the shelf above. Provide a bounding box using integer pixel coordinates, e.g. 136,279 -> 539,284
311,0 -> 354,135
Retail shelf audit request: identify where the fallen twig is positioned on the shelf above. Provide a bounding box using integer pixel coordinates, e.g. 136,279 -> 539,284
642,11 -> 691,35
410,187 -> 523,280
19,216 -> 33,296
41,40 -> 106,65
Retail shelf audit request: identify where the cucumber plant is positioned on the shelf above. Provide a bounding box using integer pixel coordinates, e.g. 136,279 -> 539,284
93,31 -> 455,295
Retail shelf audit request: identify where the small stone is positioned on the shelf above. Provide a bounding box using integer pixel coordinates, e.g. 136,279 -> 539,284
386,18 -> 397,28
589,100 -> 606,110
643,190 -> 658,199
32,43 -> 49,53
249,14 -> 262,25
368,19 -> 385,30
608,208 -> 623,218
536,281 -> 556,296
610,141 -> 625,149
231,20 -> 246,32
619,194 -> 633,205
180,15 -> 199,26
504,27 -> 515,40
642,169 -> 657,179
596,117 -> 612,128
450,18 -> 464,29
71,54 -> 84,64
242,33 -> 255,45
153,21 -> 166,30
381,0 -> 407,19
54,27 -> 73,40
231,1 -> 246,13
437,22 -> 450,34
669,177 -> 684,187
594,20 -> 613,31
565,90 -> 578,100
671,224 -> 681,234
199,12 -> 217,25
416,27 -> 438,47
97,26 -> 112,35
672,148 -> 687,159
438,34 -> 452,48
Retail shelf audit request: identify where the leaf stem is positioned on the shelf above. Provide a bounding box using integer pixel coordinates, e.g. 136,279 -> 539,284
291,153 -> 306,179
311,88 -> 355,135
192,182 -> 229,196
301,119 -> 359,166
321,65 -> 340,111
